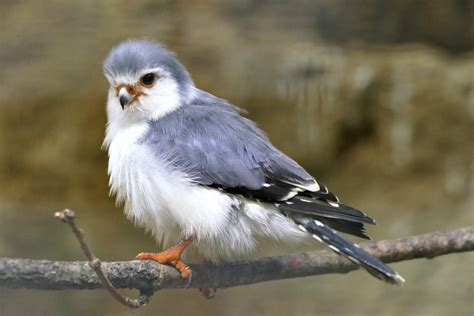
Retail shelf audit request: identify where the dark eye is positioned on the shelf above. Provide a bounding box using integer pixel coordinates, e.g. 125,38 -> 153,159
140,73 -> 156,87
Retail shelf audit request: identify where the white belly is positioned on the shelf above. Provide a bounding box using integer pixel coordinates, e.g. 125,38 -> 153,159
106,123 -> 309,262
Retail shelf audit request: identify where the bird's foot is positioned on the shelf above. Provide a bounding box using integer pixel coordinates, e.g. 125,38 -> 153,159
136,236 -> 194,285
199,287 -> 217,299
198,257 -> 217,299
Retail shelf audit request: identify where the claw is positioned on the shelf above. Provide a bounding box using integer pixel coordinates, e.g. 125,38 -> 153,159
135,236 -> 194,285
199,287 -> 217,299
184,271 -> 193,289
198,257 -> 217,298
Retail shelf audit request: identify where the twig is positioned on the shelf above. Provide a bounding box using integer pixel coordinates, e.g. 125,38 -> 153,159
0,210 -> 472,309
53,209 -> 152,309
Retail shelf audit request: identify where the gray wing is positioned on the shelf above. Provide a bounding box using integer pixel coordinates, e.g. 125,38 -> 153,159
142,90 -> 317,192
142,90 -> 374,238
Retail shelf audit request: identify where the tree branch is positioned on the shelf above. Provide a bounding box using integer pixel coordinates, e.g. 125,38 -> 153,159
0,209 -> 472,308
53,209 -> 152,308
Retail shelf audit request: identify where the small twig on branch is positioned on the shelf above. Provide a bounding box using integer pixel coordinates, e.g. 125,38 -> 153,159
0,210 -> 473,310
54,209 -> 152,309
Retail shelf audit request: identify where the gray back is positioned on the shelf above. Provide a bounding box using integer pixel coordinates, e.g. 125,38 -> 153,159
140,90 -> 314,190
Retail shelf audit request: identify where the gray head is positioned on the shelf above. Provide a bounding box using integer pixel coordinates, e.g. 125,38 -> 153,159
103,40 -> 195,122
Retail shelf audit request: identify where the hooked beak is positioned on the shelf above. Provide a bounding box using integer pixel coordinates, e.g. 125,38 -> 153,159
118,87 -> 132,110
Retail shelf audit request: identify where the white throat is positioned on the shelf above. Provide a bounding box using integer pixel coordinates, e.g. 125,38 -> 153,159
103,74 -> 196,150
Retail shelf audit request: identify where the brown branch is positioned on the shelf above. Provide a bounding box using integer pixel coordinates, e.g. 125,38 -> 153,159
53,209 -> 152,309
0,209 -> 473,309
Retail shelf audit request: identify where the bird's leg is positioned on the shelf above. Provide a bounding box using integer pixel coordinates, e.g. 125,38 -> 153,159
135,236 -> 194,281
199,257 -> 217,299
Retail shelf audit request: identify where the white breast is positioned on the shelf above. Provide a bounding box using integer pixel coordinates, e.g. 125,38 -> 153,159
106,121 -> 236,249
105,119 -> 310,262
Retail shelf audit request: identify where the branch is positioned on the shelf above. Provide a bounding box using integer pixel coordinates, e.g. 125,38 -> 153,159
53,209 -> 152,308
0,210 -> 472,309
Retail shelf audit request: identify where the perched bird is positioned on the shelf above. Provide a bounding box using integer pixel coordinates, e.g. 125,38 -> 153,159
102,39 -> 404,288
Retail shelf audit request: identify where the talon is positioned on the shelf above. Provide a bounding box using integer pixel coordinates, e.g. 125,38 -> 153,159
199,287 -> 217,299
198,257 -> 217,298
135,252 -> 151,260
135,236 -> 194,283
184,271 -> 193,289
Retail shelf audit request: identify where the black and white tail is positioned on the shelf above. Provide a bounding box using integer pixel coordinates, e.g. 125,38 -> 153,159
223,176 -> 404,284
294,216 -> 405,285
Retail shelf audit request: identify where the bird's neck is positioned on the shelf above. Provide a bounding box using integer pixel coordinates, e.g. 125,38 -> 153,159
102,85 -> 197,150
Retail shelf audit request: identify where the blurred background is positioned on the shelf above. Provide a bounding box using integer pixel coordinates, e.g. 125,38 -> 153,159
0,1 -> 473,315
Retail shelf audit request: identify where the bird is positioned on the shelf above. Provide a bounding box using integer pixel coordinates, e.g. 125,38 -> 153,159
102,39 -> 405,290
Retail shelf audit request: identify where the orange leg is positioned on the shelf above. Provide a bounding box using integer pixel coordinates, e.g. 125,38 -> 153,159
136,236 -> 194,281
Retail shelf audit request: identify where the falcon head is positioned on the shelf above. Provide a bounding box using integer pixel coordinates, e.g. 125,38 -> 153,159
103,39 -> 194,121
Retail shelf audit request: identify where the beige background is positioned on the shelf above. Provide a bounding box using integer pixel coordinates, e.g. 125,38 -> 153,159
0,1 -> 473,315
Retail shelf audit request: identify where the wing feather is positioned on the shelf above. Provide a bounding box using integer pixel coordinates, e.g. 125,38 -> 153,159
141,90 -> 373,239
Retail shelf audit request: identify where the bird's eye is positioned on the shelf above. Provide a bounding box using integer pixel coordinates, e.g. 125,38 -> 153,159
140,73 -> 156,87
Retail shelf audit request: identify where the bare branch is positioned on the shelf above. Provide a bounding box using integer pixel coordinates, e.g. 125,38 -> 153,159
53,209 -> 152,309
0,209 -> 472,309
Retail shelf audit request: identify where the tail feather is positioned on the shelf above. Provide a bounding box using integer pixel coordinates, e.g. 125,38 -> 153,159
294,216 -> 405,285
279,196 -> 376,225
314,216 -> 371,240
302,183 -> 340,202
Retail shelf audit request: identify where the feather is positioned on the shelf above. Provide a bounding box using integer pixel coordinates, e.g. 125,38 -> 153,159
312,217 -> 371,240
278,196 -> 375,225
294,216 -> 404,284
104,40 -> 403,284
140,89 -> 316,191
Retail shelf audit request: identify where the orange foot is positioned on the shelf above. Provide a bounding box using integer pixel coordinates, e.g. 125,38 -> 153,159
136,236 -> 194,286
